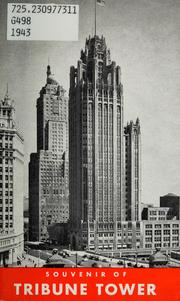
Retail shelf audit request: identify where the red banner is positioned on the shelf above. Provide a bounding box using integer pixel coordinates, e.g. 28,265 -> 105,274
0,268 -> 180,301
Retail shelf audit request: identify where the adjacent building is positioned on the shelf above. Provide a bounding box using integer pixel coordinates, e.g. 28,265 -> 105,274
0,91 -> 24,266
69,35 -> 141,251
141,195 -> 180,251
87,221 -> 142,252
124,119 -> 141,221
29,66 -> 69,242
142,220 -> 180,250
160,193 -> 180,220
142,206 -> 175,221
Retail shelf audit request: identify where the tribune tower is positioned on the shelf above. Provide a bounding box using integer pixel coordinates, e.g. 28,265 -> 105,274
69,36 -> 126,250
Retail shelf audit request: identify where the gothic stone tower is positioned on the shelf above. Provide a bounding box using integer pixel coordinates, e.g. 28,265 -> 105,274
69,36 -> 125,251
124,119 -> 141,222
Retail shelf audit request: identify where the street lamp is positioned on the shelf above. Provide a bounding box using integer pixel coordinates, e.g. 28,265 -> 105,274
75,252 -> 78,267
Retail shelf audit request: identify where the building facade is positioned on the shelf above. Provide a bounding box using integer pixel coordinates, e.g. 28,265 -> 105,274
124,119 -> 141,221
142,220 -> 180,250
142,206 -> 175,221
86,221 -> 142,252
29,66 -> 69,242
69,35 -> 141,251
0,91 -> 24,266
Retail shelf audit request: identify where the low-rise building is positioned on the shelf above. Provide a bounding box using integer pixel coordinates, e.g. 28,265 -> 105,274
142,206 -> 175,221
142,220 -> 180,250
82,221 -> 143,251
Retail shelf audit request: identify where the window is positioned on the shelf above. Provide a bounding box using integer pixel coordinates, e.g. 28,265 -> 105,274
145,237 -> 152,242
145,244 -> 152,248
145,224 -> 152,229
154,230 -> 161,235
155,224 -> 161,228
172,230 -> 179,235
172,236 -> 178,241
164,224 -> 170,228
154,243 -> 161,248
154,237 -> 161,242
173,224 -> 179,228
145,230 -> 152,235
164,230 -> 170,235
159,211 -> 165,215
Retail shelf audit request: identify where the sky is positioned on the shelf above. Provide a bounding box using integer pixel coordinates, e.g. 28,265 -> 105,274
0,0 -> 180,205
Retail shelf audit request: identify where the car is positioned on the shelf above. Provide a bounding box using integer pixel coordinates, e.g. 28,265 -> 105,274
117,260 -> 124,265
82,257 -> 88,261
94,256 -> 99,261
102,258 -> 107,262
58,251 -> 67,258
91,262 -> 102,268
52,248 -> 58,255
62,250 -> 70,257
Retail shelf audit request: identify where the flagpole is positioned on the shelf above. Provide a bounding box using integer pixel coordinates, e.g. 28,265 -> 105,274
95,0 -> 96,36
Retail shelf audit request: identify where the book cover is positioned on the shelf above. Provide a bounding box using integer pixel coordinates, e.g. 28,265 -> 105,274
0,0 -> 180,300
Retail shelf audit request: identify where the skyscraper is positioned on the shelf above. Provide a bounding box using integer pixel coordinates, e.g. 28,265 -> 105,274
0,91 -> 24,266
69,35 -> 141,251
124,119 -> 141,221
29,66 -> 69,242
69,35 -> 126,251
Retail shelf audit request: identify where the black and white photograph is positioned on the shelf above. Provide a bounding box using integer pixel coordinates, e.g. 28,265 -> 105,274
0,0 -> 180,271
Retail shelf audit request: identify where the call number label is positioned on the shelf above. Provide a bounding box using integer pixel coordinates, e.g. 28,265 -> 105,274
7,3 -> 79,41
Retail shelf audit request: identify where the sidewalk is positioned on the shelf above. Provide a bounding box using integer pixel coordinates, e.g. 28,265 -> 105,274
20,254 -> 45,267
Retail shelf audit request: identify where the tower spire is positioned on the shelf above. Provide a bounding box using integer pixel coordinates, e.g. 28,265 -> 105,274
47,64 -> 51,78
4,83 -> 10,103
4,83 -> 9,98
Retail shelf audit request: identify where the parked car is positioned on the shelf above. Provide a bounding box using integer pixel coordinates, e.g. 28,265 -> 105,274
94,256 -> 99,261
102,258 -> 107,263
52,248 -> 58,255
117,260 -> 124,265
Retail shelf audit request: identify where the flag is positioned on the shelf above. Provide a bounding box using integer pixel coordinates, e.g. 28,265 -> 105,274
97,0 -> 105,7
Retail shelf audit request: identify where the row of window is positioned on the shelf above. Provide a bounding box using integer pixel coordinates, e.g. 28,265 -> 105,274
0,191 -> 13,196
0,215 -> 13,219
0,135 -> 13,141
145,229 -> 179,235
0,167 -> 13,172
145,223 -> 178,229
145,243 -> 179,248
